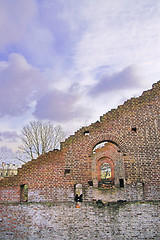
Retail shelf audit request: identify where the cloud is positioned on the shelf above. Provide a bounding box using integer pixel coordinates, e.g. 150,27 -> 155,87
0,131 -> 19,142
89,65 -> 145,97
13,0 -> 86,69
71,0 -> 160,86
34,89 -> 90,122
0,0 -> 37,51
0,53 -> 46,117
0,0 -> 159,148
0,145 -> 14,160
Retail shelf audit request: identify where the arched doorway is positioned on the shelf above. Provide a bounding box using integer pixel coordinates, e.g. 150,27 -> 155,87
101,162 -> 111,180
92,141 -> 125,188
20,184 -> 28,202
74,184 -> 83,202
97,158 -> 114,188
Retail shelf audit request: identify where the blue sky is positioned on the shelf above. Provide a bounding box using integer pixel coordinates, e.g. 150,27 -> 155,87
0,0 -> 159,162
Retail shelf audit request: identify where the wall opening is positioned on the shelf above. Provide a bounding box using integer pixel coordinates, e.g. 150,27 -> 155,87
131,127 -> 137,132
84,131 -> 89,136
64,169 -> 70,175
92,140 -> 119,154
74,184 -> 83,202
119,179 -> 124,188
98,162 -> 113,188
88,180 -> 93,186
20,184 -> 28,202
101,163 -> 111,180
93,141 -> 108,153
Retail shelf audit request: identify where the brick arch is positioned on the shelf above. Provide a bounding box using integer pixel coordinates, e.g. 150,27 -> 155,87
87,133 -> 126,155
91,137 -> 124,188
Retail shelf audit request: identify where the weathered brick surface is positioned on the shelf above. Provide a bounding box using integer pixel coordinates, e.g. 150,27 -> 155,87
0,81 -> 159,202
0,202 -> 159,240
0,186 -> 20,202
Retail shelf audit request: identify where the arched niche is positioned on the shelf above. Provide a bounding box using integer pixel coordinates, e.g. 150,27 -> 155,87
20,184 -> 28,202
87,134 -> 125,156
91,141 -> 125,188
74,184 -> 83,202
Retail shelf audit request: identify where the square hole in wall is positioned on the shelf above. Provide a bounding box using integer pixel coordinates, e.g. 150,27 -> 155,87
64,169 -> 70,175
84,131 -> 89,136
131,127 -> 137,132
88,181 -> 93,186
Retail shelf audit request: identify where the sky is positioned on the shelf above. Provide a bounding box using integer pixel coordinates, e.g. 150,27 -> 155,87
0,0 -> 159,164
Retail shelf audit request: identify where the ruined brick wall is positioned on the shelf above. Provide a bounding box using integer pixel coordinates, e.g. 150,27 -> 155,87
0,81 -> 159,202
0,202 -> 159,240
61,81 -> 159,201
0,150 -> 73,202
0,186 -> 20,202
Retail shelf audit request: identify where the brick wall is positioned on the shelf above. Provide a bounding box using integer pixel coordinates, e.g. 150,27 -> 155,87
0,186 -> 20,202
0,202 -> 159,240
0,81 -> 159,203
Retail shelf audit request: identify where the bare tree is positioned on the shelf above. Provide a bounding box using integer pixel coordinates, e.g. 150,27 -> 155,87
14,150 -> 28,163
18,121 -> 65,160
